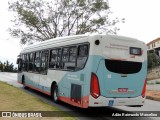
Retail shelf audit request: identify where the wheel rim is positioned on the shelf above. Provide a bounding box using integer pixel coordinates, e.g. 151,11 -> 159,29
23,80 -> 25,87
53,87 -> 58,101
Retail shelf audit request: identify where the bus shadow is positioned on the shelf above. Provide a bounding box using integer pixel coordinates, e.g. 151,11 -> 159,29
21,87 -> 151,120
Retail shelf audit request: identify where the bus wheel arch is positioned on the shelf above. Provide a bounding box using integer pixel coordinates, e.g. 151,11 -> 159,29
22,75 -> 28,89
51,81 -> 59,103
22,75 -> 25,84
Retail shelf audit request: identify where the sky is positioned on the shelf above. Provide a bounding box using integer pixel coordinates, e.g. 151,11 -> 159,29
0,0 -> 21,67
108,0 -> 160,42
0,0 -> 160,66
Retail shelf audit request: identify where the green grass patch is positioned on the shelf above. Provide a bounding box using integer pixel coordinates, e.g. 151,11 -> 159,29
155,81 -> 160,84
0,81 -> 76,120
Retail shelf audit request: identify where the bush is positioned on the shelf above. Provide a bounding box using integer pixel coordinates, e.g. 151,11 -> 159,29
155,81 -> 160,84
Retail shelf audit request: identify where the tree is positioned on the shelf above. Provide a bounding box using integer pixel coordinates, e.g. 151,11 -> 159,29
0,60 -> 17,72
148,51 -> 158,69
0,61 -> 3,71
8,0 -> 124,44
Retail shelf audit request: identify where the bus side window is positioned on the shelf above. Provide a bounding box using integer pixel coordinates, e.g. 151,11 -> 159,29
62,47 -> 69,69
34,51 -> 41,73
23,54 -> 29,71
41,50 -> 49,74
28,53 -> 34,72
18,60 -> 22,71
56,48 -> 62,69
69,47 -> 77,62
17,55 -> 22,72
77,45 -> 88,69
22,54 -> 26,71
26,54 -> 29,71
67,46 -> 77,70
49,49 -> 57,68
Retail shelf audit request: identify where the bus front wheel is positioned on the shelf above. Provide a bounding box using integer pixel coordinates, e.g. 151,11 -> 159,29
127,105 -> 143,107
22,76 -> 29,89
52,85 -> 59,103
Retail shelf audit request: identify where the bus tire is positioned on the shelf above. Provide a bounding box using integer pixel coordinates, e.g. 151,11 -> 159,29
127,105 -> 143,107
22,76 -> 29,89
52,85 -> 59,103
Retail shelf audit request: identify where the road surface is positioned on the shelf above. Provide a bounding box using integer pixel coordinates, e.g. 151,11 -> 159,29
0,72 -> 159,120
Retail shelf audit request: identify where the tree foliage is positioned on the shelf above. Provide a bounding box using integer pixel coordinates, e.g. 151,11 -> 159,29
147,51 -> 160,69
8,0 -> 124,44
0,60 -> 17,72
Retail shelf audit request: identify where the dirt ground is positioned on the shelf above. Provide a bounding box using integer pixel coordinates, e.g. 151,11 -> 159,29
147,67 -> 160,80
146,90 -> 160,101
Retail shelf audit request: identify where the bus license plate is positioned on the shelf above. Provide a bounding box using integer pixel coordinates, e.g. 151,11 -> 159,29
108,100 -> 114,106
118,88 -> 128,92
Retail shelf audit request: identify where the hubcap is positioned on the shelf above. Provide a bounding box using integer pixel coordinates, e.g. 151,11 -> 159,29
54,87 -> 58,101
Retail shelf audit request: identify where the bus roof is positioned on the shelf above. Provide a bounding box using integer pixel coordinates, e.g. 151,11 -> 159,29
20,34 -> 143,54
20,34 -> 89,53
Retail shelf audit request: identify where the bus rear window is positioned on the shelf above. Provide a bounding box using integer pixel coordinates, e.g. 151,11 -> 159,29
105,59 -> 142,74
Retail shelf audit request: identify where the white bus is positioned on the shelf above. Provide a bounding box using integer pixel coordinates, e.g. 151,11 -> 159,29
17,34 -> 147,108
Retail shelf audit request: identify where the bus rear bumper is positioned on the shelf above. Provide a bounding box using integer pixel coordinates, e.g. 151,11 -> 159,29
89,95 -> 145,107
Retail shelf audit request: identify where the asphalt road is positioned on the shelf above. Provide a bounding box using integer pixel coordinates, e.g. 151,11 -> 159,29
0,72 -> 159,120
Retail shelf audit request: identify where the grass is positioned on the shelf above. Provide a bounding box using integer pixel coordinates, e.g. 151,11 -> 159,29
0,81 -> 76,120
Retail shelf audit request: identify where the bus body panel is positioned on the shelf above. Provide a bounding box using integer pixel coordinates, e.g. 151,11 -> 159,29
96,58 -> 147,98
17,34 -> 147,108
89,95 -> 145,107
56,68 -> 89,108
87,35 -> 147,106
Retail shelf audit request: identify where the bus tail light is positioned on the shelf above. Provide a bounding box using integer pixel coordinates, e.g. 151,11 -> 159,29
90,73 -> 100,99
141,80 -> 146,98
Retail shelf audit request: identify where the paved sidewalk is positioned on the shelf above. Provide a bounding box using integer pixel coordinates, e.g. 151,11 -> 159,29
147,78 -> 160,83
147,78 -> 160,91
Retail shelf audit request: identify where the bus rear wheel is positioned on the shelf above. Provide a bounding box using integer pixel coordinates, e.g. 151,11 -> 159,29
52,85 -> 59,103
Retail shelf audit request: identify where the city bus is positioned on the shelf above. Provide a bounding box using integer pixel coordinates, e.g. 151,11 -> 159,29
17,34 -> 147,108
